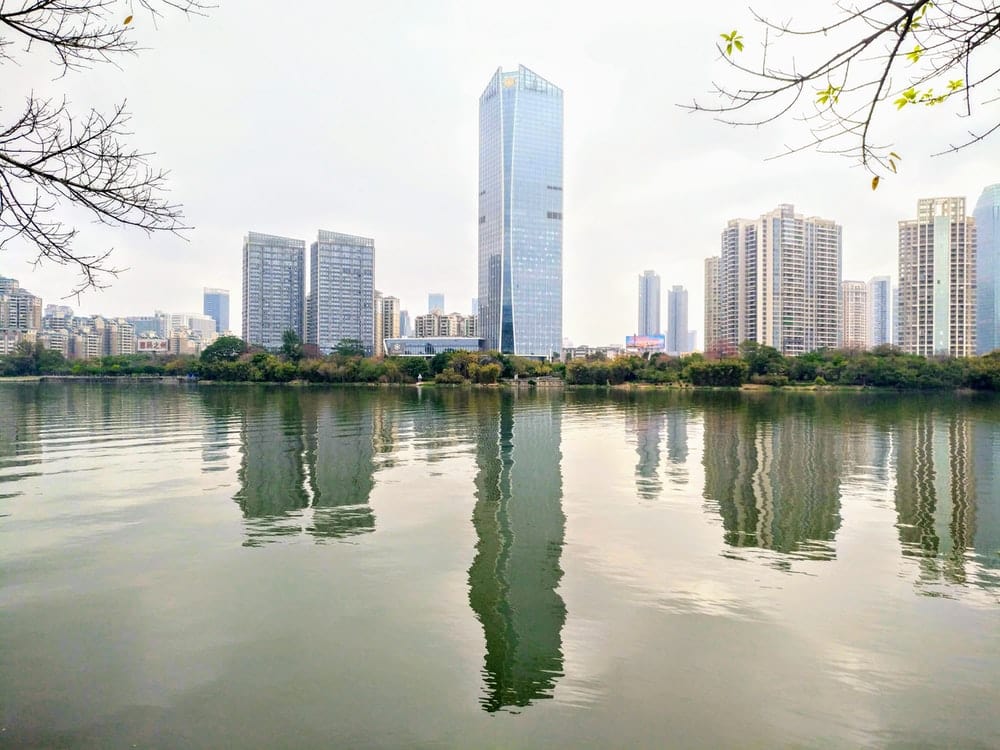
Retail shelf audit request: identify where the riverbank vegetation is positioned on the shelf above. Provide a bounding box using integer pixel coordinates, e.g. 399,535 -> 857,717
2,337 -> 999,391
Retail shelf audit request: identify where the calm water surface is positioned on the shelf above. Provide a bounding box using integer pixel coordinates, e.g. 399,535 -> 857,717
1,384 -> 999,748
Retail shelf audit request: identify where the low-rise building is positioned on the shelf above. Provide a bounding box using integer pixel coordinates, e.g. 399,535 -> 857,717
383,337 -> 485,357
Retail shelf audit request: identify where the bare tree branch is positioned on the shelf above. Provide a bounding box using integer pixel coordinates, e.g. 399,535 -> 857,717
0,0 -> 211,293
684,1 -> 1000,177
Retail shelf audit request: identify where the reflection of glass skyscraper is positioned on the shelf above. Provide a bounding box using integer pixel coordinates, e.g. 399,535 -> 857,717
478,65 -> 563,357
468,393 -> 565,712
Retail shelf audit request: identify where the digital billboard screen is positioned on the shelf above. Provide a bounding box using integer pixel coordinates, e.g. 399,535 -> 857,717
625,334 -> 665,351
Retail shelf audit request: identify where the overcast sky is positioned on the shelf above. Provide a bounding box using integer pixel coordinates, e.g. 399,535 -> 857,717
2,0 -> 996,345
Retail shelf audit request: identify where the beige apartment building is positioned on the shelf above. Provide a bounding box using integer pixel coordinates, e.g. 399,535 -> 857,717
898,197 -> 976,357
704,257 -> 721,354
840,280 -> 869,349
710,205 -> 842,355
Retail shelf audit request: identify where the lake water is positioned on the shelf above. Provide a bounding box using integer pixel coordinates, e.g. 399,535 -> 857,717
1,383 -> 999,748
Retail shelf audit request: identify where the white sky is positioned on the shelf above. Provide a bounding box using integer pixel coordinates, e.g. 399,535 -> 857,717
2,0 -> 996,345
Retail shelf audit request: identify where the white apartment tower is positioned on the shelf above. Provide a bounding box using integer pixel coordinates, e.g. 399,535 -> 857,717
666,285 -> 689,354
637,270 -> 661,337
242,232 -> 306,350
306,230 -> 375,356
840,280 -> 868,350
713,205 -> 842,355
704,256 -> 721,354
898,197 -> 976,357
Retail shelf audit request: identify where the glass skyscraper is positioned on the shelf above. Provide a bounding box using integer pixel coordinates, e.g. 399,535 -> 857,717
975,184 -> 1000,354
478,65 -> 563,358
203,287 -> 230,334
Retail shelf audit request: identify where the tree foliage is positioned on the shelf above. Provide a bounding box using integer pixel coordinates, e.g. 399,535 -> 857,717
689,1 -> 1000,181
199,335 -> 247,363
0,1 -> 210,293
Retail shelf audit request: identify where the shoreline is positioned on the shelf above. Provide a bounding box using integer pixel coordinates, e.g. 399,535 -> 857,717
0,375 -> 992,394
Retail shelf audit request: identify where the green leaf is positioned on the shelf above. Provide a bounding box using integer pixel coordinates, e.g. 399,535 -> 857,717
906,45 -> 923,63
948,79 -> 963,91
889,151 -> 902,160
889,159 -> 897,174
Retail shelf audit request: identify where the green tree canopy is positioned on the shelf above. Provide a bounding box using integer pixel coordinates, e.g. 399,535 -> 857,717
200,335 -> 248,363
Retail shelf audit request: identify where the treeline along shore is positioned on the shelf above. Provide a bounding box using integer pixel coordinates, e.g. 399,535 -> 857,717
2,336 -> 1000,391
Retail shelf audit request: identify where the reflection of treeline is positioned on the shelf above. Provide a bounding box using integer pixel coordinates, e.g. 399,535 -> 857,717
565,343 -> 1000,390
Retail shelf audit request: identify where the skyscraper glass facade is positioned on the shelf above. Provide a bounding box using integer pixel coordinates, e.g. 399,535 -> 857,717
203,287 -> 230,334
868,276 -> 891,348
975,184 -> 1000,354
478,65 -> 563,358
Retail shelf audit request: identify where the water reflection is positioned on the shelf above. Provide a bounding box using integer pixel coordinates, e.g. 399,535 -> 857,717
303,391 -> 376,539
0,386 -> 41,498
626,407 -> 663,500
468,392 -> 566,713
701,398 -> 842,561
895,412 -> 996,590
231,388 -> 377,545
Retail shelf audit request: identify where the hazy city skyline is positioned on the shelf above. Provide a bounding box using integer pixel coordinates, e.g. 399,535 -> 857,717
1,2 -> 994,345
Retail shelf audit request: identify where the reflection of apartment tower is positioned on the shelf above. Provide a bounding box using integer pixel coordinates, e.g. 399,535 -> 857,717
666,285 -> 689,354
704,256 -> 722,354
468,392 -> 565,713
714,206 -> 842,355
666,409 -> 688,484
894,413 -> 977,585
626,408 -> 663,500
303,391 -> 376,539
637,270 -> 661,336
307,231 -> 375,356
702,405 -> 842,558
974,184 -> 1000,353
868,276 -> 892,348
840,280 -> 868,349
234,390 -> 309,543
242,232 -> 305,350
897,197 -> 976,357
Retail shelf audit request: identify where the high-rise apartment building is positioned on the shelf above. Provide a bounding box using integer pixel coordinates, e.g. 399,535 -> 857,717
373,292 -> 400,357
840,280 -> 868,349
666,285 -> 689,354
478,65 -> 563,358
975,184 -> 1000,353
704,257 -> 721,354
0,278 -> 42,333
868,276 -> 892,348
637,270 -> 661,336
710,205 -> 841,355
203,288 -> 230,334
306,230 -> 375,355
898,197 -> 976,357
428,293 -> 445,314
242,232 -> 305,350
